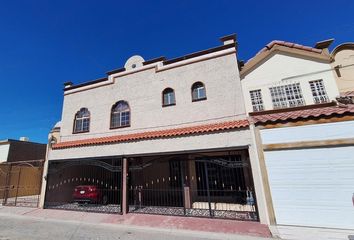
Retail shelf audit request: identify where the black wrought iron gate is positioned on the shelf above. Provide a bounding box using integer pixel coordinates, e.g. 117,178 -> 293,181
127,151 -> 258,221
44,158 -> 122,213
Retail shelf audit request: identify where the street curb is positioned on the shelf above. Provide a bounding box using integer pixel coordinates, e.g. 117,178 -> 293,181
0,212 -> 273,240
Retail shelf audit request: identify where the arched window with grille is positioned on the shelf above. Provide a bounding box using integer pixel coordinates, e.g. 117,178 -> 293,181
162,88 -> 176,107
110,101 -> 130,129
191,82 -> 206,101
73,108 -> 90,133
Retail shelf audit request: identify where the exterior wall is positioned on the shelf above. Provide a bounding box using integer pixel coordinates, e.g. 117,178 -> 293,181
331,48 -> 354,93
247,125 -> 271,225
241,53 -> 340,113
7,141 -> 46,162
44,42 -> 270,225
0,143 -> 10,162
49,129 -> 252,160
59,50 -> 245,142
0,141 -> 46,163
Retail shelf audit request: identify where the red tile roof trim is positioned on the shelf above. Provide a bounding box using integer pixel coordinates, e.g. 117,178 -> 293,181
52,119 -> 249,150
257,40 -> 322,55
251,104 -> 354,124
243,40 -> 324,66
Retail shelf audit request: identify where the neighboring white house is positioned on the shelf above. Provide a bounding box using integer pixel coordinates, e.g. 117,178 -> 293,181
41,35 -> 271,228
239,39 -> 354,239
240,40 -> 340,113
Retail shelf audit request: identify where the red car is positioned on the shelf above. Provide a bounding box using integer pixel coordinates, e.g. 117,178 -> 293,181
73,185 -> 108,204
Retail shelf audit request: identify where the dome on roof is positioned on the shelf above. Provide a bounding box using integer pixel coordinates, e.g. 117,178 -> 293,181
53,121 -> 61,129
124,55 -> 144,70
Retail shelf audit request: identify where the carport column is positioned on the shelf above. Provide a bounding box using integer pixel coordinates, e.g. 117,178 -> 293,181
249,123 -> 275,225
39,144 -> 50,208
122,157 -> 128,215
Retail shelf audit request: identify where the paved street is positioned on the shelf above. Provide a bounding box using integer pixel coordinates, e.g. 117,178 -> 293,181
0,213 -> 270,240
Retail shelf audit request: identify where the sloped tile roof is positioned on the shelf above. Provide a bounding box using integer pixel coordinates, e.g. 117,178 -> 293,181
256,40 -> 322,56
251,104 -> 354,124
52,119 -> 249,149
241,40 -> 328,77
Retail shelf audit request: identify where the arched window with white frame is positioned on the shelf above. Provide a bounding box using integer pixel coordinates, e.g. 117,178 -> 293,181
110,101 -> 130,129
162,88 -> 176,107
191,82 -> 207,101
73,108 -> 90,133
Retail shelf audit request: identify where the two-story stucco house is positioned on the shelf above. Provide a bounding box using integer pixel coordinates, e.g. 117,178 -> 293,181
40,35 -> 271,227
240,40 -> 354,240
240,40 -> 339,113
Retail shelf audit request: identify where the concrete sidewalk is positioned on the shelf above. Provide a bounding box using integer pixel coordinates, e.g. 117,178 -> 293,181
0,206 -> 272,239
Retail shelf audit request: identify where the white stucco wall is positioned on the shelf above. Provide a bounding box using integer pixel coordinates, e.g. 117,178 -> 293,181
59,49 -> 246,142
0,143 -> 9,162
241,53 -> 340,113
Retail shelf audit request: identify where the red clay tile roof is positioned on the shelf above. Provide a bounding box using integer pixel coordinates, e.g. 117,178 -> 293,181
52,119 -> 249,149
251,104 -> 354,124
257,40 -> 323,55
242,40 -> 325,69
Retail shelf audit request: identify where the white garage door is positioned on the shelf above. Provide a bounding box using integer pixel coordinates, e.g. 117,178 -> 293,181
264,146 -> 354,229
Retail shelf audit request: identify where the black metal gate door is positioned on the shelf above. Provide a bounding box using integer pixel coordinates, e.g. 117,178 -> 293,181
44,158 -> 122,214
128,157 -> 185,215
127,151 -> 258,221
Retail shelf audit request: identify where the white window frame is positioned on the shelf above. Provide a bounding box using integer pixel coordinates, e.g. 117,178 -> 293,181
269,83 -> 305,109
162,88 -> 176,106
309,79 -> 329,104
111,101 -> 130,128
73,108 -> 90,133
249,89 -> 264,112
192,82 -> 206,101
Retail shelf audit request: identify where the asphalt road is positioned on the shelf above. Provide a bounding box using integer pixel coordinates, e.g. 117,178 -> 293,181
0,214 -> 266,240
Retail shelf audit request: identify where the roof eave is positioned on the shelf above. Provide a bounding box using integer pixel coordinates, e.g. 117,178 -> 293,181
240,45 -> 331,79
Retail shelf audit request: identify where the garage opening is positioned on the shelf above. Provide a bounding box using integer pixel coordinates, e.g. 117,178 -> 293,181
44,158 -> 122,214
128,150 -> 258,221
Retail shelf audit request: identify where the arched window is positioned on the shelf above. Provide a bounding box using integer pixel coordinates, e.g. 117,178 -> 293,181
110,101 -> 130,128
73,108 -> 90,133
162,88 -> 176,106
191,82 -> 206,101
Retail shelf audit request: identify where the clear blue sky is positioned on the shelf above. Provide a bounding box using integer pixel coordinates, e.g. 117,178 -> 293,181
0,0 -> 353,143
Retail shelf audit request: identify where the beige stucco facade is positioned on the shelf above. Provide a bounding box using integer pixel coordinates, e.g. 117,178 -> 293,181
60,49 -> 245,142
331,43 -> 354,93
41,37 -> 271,225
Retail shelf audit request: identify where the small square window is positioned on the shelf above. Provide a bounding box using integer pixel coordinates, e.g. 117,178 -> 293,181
309,80 -> 329,104
249,89 -> 264,112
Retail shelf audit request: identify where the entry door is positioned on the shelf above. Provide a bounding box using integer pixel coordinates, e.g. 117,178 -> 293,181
264,146 -> 354,229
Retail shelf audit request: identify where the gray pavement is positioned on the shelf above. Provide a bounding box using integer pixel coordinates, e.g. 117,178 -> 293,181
0,213 -> 271,240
